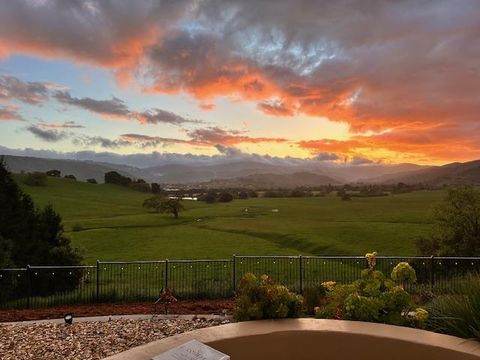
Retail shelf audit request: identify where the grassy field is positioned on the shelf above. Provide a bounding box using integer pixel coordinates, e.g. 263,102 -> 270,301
16,175 -> 445,263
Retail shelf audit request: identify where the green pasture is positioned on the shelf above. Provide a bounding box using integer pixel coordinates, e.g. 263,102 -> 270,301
16,175 -> 445,263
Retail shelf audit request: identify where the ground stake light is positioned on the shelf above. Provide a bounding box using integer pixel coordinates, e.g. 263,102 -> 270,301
64,313 -> 73,324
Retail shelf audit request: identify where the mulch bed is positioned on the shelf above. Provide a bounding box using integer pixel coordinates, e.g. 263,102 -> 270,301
0,298 -> 235,322
0,318 -> 229,360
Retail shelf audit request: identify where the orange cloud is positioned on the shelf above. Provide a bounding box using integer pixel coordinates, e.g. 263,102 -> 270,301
0,105 -> 24,121
199,103 -> 215,111
298,123 -> 480,164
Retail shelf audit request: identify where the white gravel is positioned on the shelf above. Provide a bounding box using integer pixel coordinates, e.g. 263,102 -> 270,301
0,317 -> 228,360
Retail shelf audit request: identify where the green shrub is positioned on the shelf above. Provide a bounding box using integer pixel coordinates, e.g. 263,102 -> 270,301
199,191 -> 217,203
427,275 -> 480,340
234,273 -> 303,321
218,192 -> 234,203
303,284 -> 327,314
391,262 -> 417,284
314,284 -> 355,319
315,252 -> 427,328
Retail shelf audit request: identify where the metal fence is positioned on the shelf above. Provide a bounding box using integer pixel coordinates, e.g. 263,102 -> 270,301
1,256 -> 479,309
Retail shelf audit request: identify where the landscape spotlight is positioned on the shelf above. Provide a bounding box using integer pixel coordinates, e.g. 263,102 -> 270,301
64,313 -> 73,325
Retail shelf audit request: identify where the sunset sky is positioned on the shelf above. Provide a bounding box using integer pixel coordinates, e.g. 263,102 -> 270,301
0,0 -> 479,166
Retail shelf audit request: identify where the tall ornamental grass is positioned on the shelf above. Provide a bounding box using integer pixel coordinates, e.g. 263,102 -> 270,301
427,275 -> 480,340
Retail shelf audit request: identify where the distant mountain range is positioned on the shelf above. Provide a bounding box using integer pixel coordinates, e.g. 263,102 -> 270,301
2,153 -> 479,187
364,159 -> 480,185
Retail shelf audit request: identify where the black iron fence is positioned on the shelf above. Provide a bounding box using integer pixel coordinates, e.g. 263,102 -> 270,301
1,256 -> 479,309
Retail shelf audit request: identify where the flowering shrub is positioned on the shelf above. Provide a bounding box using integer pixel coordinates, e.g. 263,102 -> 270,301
391,262 -> 417,285
413,307 -> 429,328
315,253 -> 427,328
345,294 -> 384,322
322,281 -> 337,291
365,252 -> 377,270
234,273 -> 303,321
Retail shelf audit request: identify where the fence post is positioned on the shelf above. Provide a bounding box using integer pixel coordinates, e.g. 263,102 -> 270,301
96,260 -> 100,302
299,255 -> 303,294
430,255 -> 435,291
232,255 -> 236,295
165,259 -> 169,290
26,265 -> 31,309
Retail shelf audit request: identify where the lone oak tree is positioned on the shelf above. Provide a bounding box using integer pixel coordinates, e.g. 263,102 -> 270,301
143,196 -> 185,218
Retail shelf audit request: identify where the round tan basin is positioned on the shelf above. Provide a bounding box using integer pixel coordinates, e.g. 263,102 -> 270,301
105,319 -> 480,360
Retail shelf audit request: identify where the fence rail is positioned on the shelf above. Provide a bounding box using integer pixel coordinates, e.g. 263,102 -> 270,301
1,255 -> 480,309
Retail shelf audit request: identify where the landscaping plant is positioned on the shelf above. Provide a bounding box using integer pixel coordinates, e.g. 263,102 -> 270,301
234,273 -> 303,321
427,274 -> 480,340
314,252 -> 428,328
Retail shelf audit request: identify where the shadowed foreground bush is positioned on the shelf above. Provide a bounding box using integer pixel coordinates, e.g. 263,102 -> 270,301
314,253 -> 427,328
427,275 -> 480,340
234,273 -> 303,321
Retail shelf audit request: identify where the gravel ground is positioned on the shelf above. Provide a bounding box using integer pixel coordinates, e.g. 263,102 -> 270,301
0,317 -> 229,360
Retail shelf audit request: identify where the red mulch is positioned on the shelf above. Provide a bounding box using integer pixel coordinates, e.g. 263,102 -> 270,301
0,298 -> 235,323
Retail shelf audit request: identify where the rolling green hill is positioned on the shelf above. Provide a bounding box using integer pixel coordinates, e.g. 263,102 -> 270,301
366,159 -> 480,185
15,175 -> 445,263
